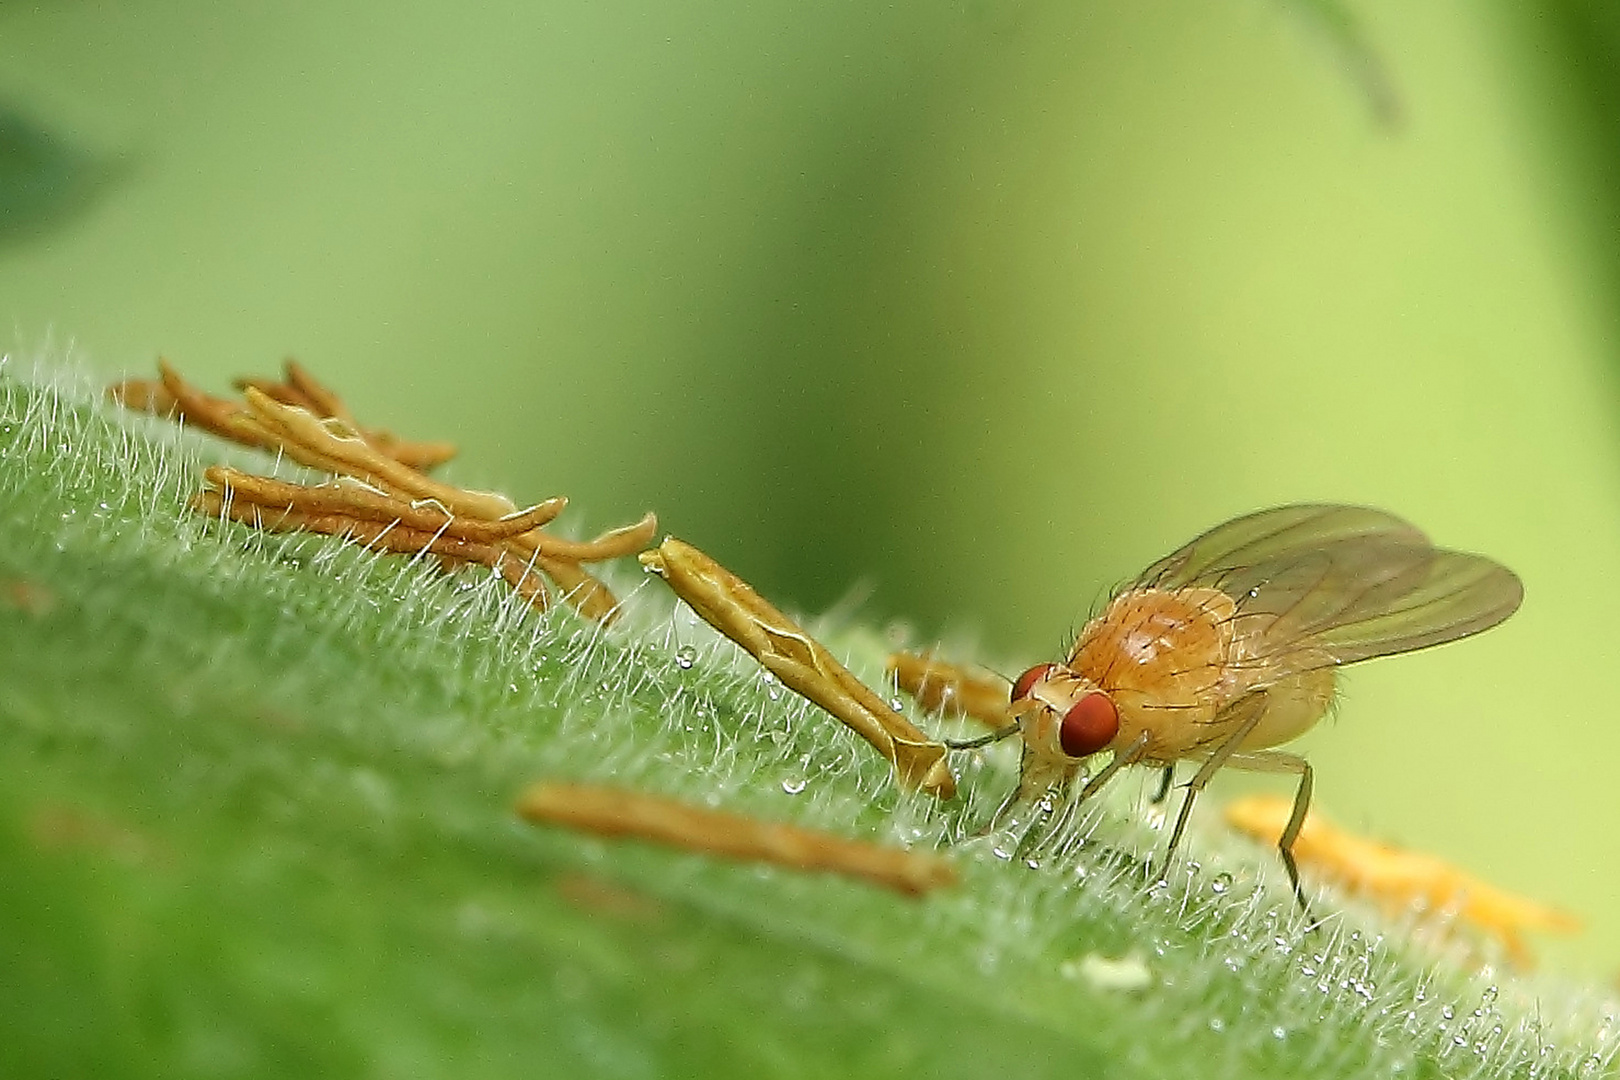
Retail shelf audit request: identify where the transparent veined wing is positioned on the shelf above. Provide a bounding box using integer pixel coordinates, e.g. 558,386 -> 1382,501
1303,548 -> 1522,663
1135,505 -> 1427,591
1131,504 -> 1522,670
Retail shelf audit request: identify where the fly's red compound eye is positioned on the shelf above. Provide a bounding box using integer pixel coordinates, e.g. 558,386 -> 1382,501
1010,663 -> 1056,703
1059,692 -> 1119,758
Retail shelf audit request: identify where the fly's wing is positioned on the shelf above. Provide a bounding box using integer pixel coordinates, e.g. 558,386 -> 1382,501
1135,505 -> 1427,590
1131,505 -> 1522,671
1297,547 -> 1522,663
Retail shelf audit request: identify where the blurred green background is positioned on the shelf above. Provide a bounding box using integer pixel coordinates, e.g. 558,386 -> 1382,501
2,0 -> 1617,974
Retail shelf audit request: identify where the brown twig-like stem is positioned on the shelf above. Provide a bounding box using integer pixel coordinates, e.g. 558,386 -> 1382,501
240,387 -> 516,519
192,489 -> 553,610
124,359 -> 653,623
510,512 -> 659,561
517,783 -> 957,897
156,360 -> 283,451
1224,794 -> 1581,967
203,465 -> 566,543
887,652 -> 1013,729
639,537 -> 955,799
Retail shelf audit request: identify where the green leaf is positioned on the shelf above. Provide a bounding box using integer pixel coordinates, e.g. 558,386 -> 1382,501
0,358 -> 1613,1079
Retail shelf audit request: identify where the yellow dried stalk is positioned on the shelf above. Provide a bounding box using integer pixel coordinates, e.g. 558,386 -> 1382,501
639,537 -> 955,799
518,782 -> 957,897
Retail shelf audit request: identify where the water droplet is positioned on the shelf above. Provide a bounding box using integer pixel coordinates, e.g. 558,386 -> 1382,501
674,645 -> 697,669
889,697 -> 905,711
1210,871 -> 1233,894
1442,1005 -> 1455,1021
1208,1017 -> 1225,1033
781,777 -> 806,795
1271,1026 -> 1288,1040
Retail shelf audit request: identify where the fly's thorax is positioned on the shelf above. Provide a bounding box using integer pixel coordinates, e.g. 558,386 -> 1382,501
1069,584 -> 1238,708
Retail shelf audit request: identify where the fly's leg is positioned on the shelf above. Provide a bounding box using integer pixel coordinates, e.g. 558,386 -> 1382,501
1033,732 -> 1152,859
1150,765 -> 1174,805
1224,748 -> 1316,924
1076,731 -> 1151,808
1279,762 -> 1315,922
1160,692 -> 1269,882
1007,731 -> 1151,859
944,723 -> 1020,751
976,739 -> 1077,846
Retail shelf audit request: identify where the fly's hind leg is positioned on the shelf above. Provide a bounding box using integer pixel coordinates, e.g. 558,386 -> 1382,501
1224,748 -> 1316,925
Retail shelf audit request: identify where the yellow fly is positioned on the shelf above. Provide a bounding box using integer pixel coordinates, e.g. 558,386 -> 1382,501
959,505 -> 1521,910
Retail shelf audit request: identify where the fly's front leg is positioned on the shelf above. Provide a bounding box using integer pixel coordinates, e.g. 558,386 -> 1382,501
1150,765 -> 1174,805
944,723 -> 1021,751
994,731 -> 1150,858
1076,731 -> 1151,811
1030,732 -> 1152,859
977,738 -> 1079,846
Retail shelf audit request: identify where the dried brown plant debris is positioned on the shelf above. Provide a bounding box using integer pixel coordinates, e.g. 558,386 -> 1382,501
639,537 -> 955,799
110,358 -> 454,469
113,359 -> 655,623
518,782 -> 957,897
887,651 -> 1012,729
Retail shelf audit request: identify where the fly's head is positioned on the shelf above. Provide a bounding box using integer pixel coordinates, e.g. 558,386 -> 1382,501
1009,662 -> 1120,767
